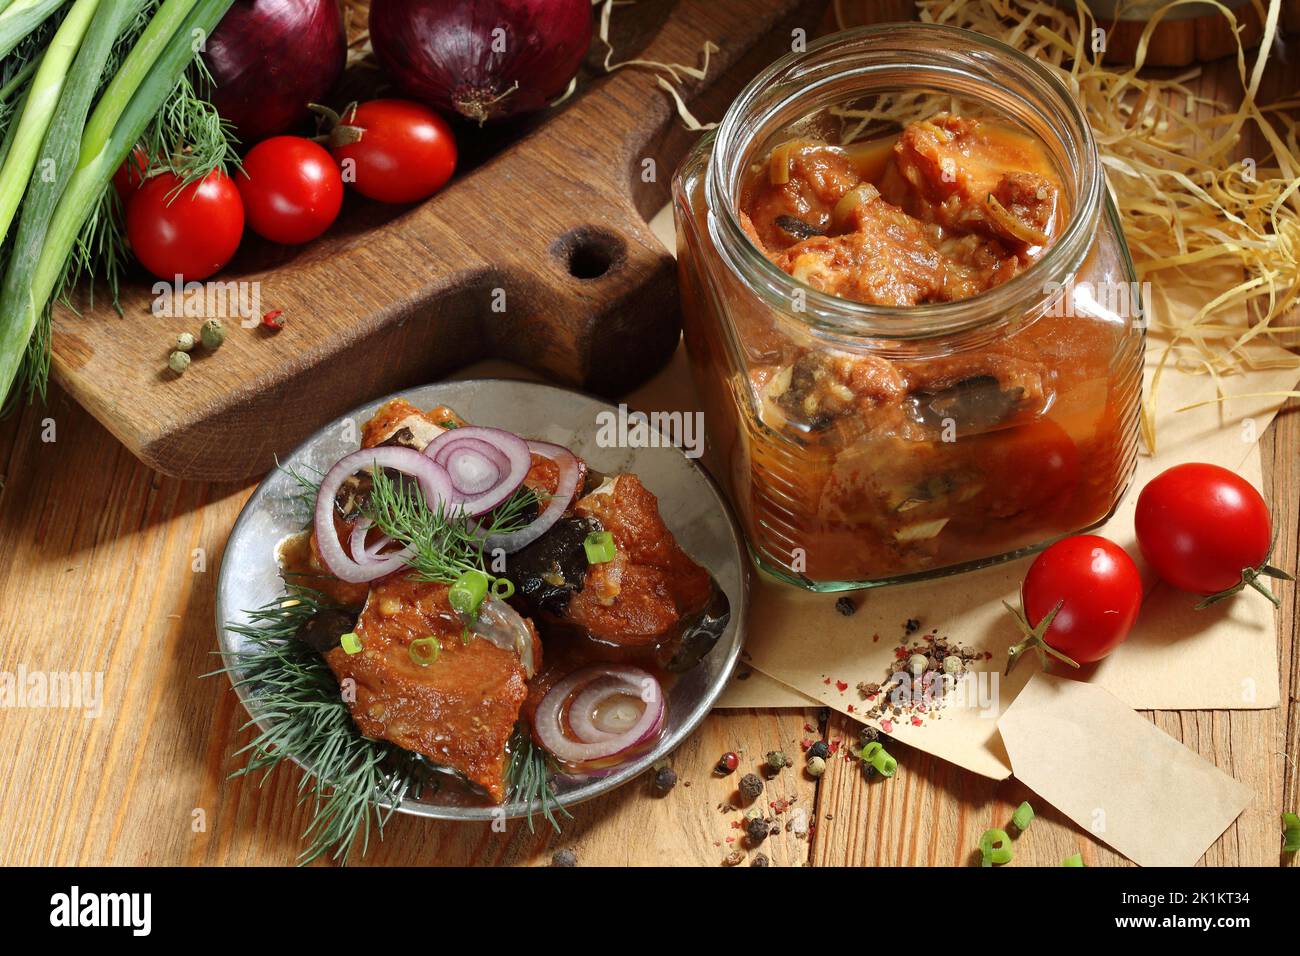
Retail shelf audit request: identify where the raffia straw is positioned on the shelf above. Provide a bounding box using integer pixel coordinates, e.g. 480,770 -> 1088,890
871,0 -> 1300,452
594,0 -> 719,130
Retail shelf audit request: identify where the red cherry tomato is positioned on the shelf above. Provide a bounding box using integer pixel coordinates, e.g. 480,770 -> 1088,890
127,170 -> 244,282
236,136 -> 343,245
112,146 -> 151,203
329,99 -> 456,204
1020,534 -> 1142,664
1135,462 -> 1277,598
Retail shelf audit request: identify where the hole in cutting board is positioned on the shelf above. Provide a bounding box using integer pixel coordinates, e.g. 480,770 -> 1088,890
552,227 -> 626,280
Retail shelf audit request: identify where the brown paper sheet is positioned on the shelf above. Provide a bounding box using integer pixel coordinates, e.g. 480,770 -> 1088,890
997,673 -> 1253,866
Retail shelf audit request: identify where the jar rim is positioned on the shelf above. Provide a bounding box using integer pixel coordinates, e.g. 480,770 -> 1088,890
704,22 -> 1104,341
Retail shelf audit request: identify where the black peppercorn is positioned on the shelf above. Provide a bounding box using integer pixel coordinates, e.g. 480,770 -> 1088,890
807,740 -> 830,760
551,848 -> 577,867
751,852 -> 770,867
653,767 -> 677,793
745,815 -> 769,845
738,772 -> 764,802
835,596 -> 857,616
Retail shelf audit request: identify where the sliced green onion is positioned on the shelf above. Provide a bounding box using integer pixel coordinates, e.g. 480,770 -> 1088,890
449,569 -> 489,615
1012,801 -> 1034,831
583,530 -> 616,564
979,828 -> 1012,866
408,636 -> 441,667
1284,812 -> 1300,853
1063,852 -> 1084,867
491,576 -> 515,600
870,749 -> 897,777
340,632 -> 362,655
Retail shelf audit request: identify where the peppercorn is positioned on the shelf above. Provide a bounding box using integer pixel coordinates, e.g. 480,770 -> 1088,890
905,618 -> 921,634
261,309 -> 285,331
200,318 -> 225,350
722,850 -> 745,867
861,760 -> 877,779
175,331 -> 196,352
167,350 -> 190,375
738,772 -> 764,803
550,848 -> 577,867
835,596 -> 856,616
653,766 -> 677,794
908,652 -> 929,676
943,654 -> 963,675
745,815 -> 769,845
807,755 -> 827,777
751,852 -> 770,867
858,725 -> 879,747
807,740 -> 830,760
715,751 -> 739,775
765,750 -> 789,771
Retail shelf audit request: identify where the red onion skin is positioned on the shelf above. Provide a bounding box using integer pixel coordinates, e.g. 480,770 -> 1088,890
204,0 -> 347,145
369,0 -> 593,124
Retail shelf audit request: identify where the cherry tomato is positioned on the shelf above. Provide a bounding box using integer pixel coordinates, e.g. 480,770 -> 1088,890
1135,462 -> 1279,599
112,147 -> 151,203
329,99 -> 456,204
127,170 -> 244,282
236,136 -> 343,245
1020,534 -> 1142,665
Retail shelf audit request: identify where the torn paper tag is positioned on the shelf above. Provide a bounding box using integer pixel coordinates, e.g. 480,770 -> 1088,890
997,673 -> 1253,866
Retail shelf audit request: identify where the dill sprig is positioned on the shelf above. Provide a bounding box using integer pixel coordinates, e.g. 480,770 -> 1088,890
363,465 -> 541,584
214,586 -> 429,865
506,726 -> 571,834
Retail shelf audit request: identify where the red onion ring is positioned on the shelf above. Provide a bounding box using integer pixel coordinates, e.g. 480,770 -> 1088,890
476,440 -> 582,554
314,446 -> 454,583
534,665 -> 665,766
424,427 -> 530,515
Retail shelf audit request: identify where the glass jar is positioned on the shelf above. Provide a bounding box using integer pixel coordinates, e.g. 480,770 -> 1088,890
673,24 -> 1144,591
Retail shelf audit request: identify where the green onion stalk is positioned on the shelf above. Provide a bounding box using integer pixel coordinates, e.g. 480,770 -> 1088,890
0,0 -> 234,402
0,0 -> 148,400
0,0 -> 102,248
0,0 -> 67,61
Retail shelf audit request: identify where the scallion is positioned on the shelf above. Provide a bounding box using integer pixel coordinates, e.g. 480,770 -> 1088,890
584,530 -> 616,564
1284,812 -> 1300,853
1011,800 -> 1034,832
979,828 -> 1012,866
449,569 -> 489,616
0,0 -> 67,61
408,636 -> 441,667
340,632 -> 362,655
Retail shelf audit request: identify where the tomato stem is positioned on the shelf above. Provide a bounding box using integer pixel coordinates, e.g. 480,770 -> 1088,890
1192,521 -> 1293,610
1003,599 -> 1080,676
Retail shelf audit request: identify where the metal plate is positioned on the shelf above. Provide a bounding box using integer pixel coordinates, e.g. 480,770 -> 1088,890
216,379 -> 748,822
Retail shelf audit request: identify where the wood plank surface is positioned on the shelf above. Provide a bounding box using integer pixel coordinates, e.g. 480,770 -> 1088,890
1,3 -> 1297,867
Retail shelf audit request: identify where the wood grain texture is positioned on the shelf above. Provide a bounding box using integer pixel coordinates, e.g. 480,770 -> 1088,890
0,5 -> 1296,868
49,0 -> 826,482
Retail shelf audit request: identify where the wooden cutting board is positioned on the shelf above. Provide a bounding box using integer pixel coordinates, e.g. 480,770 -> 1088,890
49,0 -> 825,481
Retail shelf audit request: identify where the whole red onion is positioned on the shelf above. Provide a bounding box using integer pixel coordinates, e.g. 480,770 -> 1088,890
369,0 -> 593,124
203,0 -> 348,145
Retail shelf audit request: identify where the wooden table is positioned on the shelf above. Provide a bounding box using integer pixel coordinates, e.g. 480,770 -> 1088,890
2,7 -> 1297,868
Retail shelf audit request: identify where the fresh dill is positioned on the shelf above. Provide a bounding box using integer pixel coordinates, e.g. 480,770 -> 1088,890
275,456 -> 323,517
506,726 -> 571,834
363,465 -> 541,584
214,585 -> 429,866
